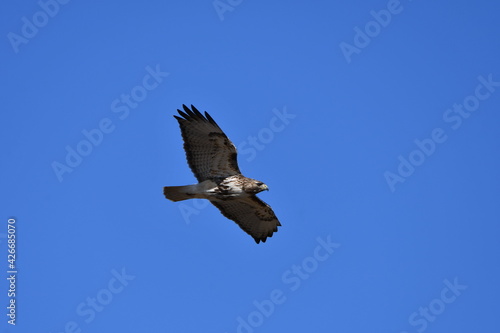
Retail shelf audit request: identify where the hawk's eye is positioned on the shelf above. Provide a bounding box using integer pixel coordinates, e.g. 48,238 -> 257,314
256,182 -> 263,186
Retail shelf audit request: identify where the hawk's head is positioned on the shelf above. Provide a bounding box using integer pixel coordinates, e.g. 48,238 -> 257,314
245,179 -> 269,194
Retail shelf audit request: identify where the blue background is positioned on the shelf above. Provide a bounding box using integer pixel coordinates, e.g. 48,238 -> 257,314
1,0 -> 499,332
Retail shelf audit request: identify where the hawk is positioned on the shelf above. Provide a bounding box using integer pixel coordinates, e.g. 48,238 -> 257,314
164,105 -> 281,243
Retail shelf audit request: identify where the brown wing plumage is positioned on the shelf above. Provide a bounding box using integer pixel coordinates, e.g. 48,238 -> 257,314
210,196 -> 281,243
174,105 -> 241,182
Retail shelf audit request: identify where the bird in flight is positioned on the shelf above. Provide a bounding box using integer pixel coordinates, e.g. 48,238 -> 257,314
164,105 -> 281,243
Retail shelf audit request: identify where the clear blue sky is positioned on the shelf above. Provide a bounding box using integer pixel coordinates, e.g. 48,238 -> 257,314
1,1 -> 499,332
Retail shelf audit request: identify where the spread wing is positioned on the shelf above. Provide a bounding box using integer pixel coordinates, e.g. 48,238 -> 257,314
174,105 -> 241,182
210,196 -> 281,243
